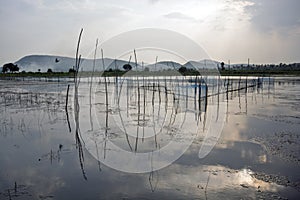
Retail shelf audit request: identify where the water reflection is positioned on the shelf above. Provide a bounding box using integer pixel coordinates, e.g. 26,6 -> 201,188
0,77 -> 299,199
76,75 -> 227,173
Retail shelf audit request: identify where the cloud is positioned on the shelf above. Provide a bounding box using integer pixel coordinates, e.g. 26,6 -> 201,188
1,0 -> 299,65
164,12 -> 198,22
242,0 -> 300,32
148,0 -> 159,4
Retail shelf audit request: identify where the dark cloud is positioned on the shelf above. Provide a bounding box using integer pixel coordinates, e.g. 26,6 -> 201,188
244,0 -> 300,31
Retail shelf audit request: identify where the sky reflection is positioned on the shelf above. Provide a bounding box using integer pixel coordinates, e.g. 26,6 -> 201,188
0,77 -> 299,199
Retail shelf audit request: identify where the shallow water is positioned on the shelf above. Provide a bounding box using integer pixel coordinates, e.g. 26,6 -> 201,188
0,76 -> 299,200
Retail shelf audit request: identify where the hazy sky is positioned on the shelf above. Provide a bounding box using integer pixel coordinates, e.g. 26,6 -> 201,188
1,0 -> 299,65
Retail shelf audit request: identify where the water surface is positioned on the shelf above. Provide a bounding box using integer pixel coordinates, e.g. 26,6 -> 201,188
0,76 -> 299,199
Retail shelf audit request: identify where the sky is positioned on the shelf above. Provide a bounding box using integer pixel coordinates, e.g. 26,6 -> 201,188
0,0 -> 300,65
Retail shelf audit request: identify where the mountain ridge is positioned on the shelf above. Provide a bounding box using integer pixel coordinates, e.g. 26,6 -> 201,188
12,54 -> 221,72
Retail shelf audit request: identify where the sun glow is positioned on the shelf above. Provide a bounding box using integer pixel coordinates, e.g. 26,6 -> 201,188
181,0 -> 222,21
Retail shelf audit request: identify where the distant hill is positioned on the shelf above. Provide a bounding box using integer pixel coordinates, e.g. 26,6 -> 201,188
184,59 -> 220,70
11,55 -> 222,73
144,61 -> 182,71
14,55 -> 138,72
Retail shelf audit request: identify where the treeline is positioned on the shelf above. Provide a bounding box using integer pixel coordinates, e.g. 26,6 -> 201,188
227,63 -> 300,71
2,61 -> 300,76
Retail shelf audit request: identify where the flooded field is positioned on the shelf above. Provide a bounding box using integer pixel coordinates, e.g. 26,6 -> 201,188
0,76 -> 299,199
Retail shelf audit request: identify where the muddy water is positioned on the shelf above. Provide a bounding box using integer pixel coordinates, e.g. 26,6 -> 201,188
0,77 -> 299,200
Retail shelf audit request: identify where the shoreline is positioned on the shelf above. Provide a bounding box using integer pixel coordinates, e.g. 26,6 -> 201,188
1,70 -> 300,78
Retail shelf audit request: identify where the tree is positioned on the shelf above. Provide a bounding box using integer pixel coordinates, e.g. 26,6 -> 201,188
69,68 -> 76,73
11,65 -> 19,72
2,63 -> 19,73
220,62 -> 225,70
144,67 -> 150,72
47,68 -> 53,73
2,65 -> 8,73
123,64 -> 132,71
178,66 -> 187,74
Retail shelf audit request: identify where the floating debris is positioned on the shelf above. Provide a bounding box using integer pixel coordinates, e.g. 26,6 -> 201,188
254,131 -> 300,164
240,183 -> 249,188
251,172 -> 300,192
